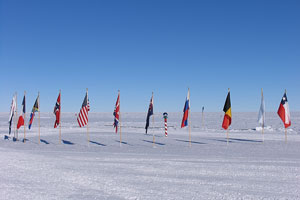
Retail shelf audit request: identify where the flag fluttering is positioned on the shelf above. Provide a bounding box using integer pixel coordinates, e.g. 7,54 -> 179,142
222,90 -> 231,130
181,89 -> 190,128
77,92 -> 90,127
277,91 -> 291,128
145,93 -> 153,134
17,95 -> 26,129
9,94 -> 17,134
113,92 -> 120,133
28,95 -> 39,129
258,89 -> 265,126
54,93 -> 61,128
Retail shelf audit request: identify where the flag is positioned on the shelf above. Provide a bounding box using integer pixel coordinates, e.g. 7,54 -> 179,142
28,95 -> 39,129
145,94 -> 153,134
77,92 -> 90,127
17,95 -> 26,129
258,90 -> 265,126
277,91 -> 291,128
54,93 -> 61,128
9,94 -> 17,134
222,91 -> 231,130
202,106 -> 204,113
113,93 -> 120,133
181,89 -> 190,128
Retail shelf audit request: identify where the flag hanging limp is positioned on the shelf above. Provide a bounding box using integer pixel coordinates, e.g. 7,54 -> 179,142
54,93 -> 61,128
181,89 -> 190,128
17,95 -> 26,129
222,91 -> 231,130
9,94 -> 17,134
77,92 -> 90,127
28,95 -> 39,129
145,94 -> 153,134
277,91 -> 291,128
258,90 -> 265,126
113,92 -> 120,133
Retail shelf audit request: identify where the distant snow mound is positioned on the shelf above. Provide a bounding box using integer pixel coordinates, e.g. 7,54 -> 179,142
255,126 -> 273,132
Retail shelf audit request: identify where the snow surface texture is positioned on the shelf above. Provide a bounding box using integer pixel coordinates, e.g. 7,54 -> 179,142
0,112 -> 299,200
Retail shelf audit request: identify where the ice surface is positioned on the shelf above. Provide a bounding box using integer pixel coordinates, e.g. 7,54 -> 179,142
0,112 -> 299,199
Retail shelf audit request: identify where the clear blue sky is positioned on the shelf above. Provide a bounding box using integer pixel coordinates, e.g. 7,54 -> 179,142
1,0 -> 299,112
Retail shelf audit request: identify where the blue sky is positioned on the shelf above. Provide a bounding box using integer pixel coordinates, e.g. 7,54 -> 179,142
1,0 -> 299,112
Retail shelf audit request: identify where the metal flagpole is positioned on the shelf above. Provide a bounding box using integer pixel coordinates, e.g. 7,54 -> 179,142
261,88 -> 264,143
86,88 -> 90,144
188,88 -> 191,147
24,91 -> 26,143
119,90 -> 122,147
152,92 -> 155,147
15,92 -> 18,140
59,89 -> 62,144
38,92 -> 40,144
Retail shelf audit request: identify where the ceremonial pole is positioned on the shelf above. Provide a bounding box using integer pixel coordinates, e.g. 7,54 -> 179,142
24,91 -> 26,143
38,92 -> 40,144
86,88 -> 90,144
59,89 -> 62,144
261,88 -> 264,143
119,90 -> 122,146
152,92 -> 155,147
15,92 -> 18,140
188,88 -> 191,147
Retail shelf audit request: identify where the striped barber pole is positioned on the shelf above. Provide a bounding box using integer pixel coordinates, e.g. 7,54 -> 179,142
163,112 -> 168,137
77,92 -> 90,127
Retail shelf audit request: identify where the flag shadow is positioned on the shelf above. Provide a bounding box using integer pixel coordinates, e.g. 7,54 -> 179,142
230,138 -> 262,143
115,140 -> 132,146
209,139 -> 234,143
175,139 -> 206,145
90,140 -> 106,146
142,140 -> 165,146
62,140 -> 74,145
40,139 -> 50,144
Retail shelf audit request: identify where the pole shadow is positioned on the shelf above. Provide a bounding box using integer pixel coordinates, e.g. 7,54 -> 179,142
115,140 -> 132,146
40,139 -> 50,144
230,138 -> 262,143
142,140 -> 165,146
175,139 -> 206,145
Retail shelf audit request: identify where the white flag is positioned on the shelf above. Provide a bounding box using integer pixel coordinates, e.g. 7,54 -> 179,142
9,94 -> 17,134
258,90 -> 265,126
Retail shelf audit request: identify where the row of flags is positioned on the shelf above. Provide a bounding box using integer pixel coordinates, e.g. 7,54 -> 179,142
8,89 -> 291,138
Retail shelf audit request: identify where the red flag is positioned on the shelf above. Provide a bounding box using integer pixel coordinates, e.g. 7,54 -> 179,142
277,91 -> 291,128
17,95 -> 26,129
54,93 -> 61,128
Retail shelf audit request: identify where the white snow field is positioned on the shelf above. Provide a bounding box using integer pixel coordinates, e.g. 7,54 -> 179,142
0,112 -> 299,200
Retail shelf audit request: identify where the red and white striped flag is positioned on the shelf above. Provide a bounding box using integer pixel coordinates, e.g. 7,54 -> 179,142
77,92 -> 90,127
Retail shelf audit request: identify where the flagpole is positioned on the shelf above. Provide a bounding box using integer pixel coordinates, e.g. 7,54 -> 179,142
86,88 -> 90,144
59,89 -> 62,144
226,88 -> 230,146
152,92 -> 155,148
15,92 -> 18,140
119,90 -> 122,147
201,107 -> 204,130
24,91 -> 26,143
261,88 -> 264,143
38,92 -> 40,144
284,89 -> 287,143
188,88 -> 191,147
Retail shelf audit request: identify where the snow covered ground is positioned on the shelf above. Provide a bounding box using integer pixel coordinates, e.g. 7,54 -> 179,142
0,112 -> 299,200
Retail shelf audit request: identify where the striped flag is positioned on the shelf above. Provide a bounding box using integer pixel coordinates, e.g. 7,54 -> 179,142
258,89 -> 265,126
77,92 -> 90,127
222,91 -> 231,130
17,95 -> 26,129
181,89 -> 190,128
54,93 -> 61,128
113,92 -> 120,133
28,95 -> 39,129
277,91 -> 291,128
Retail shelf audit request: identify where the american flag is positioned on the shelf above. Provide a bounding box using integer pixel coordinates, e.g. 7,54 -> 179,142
77,92 -> 90,127
113,92 -> 120,133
